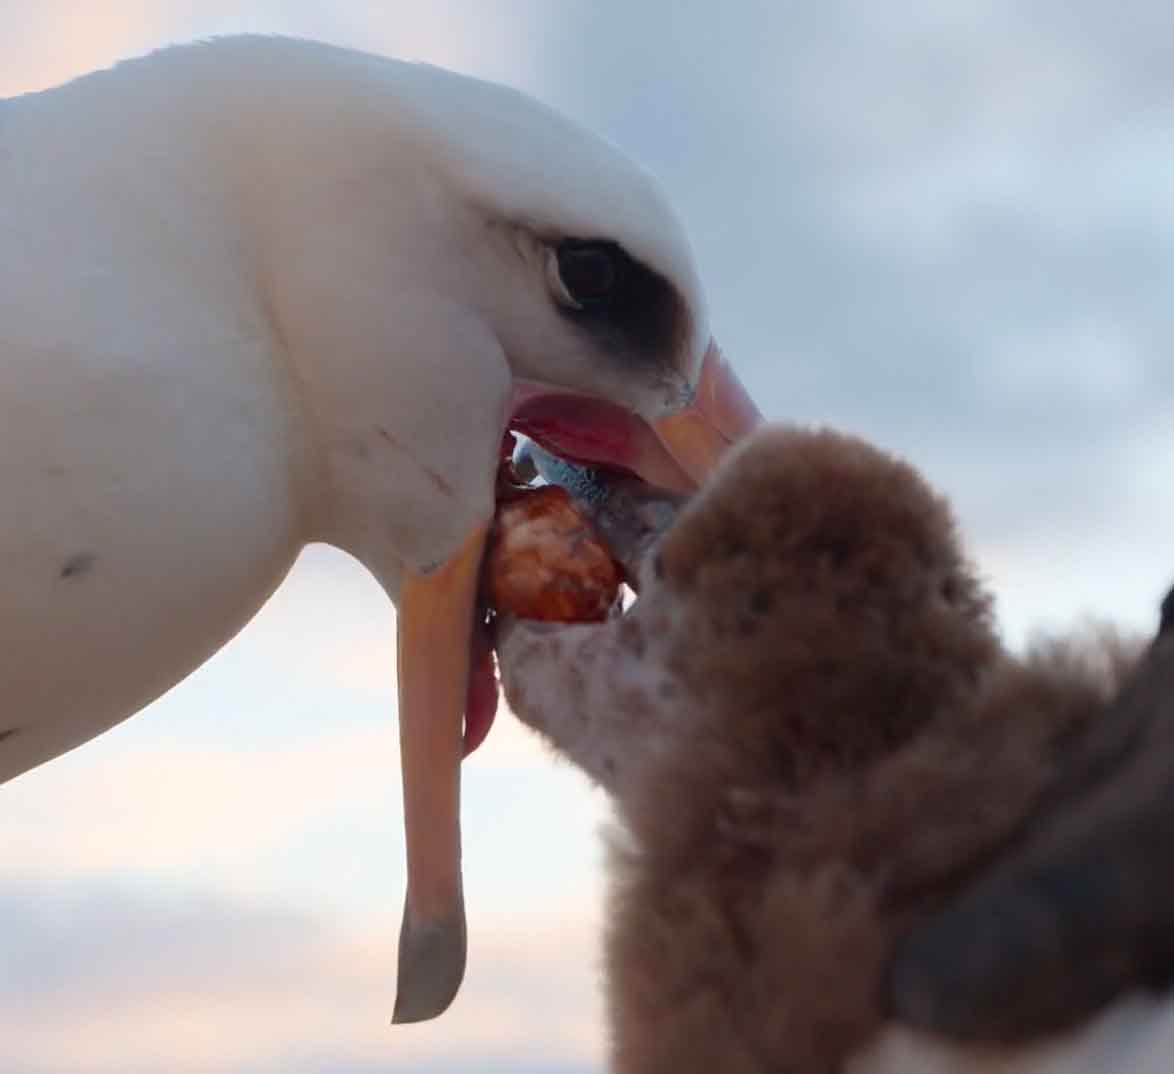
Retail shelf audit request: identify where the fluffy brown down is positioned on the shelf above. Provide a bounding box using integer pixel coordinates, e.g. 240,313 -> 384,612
496,425 -> 1141,1074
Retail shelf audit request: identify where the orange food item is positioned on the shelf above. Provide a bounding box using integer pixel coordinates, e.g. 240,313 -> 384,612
486,485 -> 621,622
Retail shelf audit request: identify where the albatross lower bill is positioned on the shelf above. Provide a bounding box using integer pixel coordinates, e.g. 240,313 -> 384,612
0,36 -> 761,1023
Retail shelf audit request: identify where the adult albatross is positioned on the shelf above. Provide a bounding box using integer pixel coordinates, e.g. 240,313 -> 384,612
0,36 -> 760,1022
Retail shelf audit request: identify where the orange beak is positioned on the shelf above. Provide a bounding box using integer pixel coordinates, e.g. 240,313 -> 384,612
391,338 -> 761,1024
651,340 -> 763,485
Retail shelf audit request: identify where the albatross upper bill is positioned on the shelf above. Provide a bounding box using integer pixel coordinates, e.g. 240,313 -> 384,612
0,35 -> 761,1024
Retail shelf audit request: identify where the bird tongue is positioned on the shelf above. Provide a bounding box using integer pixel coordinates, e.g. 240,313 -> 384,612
463,617 -> 498,757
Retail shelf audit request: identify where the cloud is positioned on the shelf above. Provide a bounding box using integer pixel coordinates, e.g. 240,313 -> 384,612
0,727 -> 398,873
976,415 -> 1174,645
0,879 -> 603,1074
0,691 -> 601,917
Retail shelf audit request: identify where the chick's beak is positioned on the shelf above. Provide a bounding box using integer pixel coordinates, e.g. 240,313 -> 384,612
392,338 -> 760,1025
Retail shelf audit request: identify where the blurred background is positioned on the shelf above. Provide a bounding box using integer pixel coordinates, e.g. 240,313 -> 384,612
2,3 -> 1172,1072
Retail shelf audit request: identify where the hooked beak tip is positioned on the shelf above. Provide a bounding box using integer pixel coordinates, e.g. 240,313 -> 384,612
392,896 -> 468,1024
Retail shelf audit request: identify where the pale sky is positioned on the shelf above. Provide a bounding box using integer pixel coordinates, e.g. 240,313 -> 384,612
3,3 -> 1173,1073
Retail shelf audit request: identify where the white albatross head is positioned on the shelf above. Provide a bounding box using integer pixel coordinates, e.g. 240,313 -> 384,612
81,35 -> 762,1022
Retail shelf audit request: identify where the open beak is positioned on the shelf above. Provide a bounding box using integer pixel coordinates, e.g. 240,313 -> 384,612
392,337 -> 761,1024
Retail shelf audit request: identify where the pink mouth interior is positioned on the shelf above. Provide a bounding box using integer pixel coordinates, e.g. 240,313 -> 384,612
463,620 -> 498,757
462,393 -> 654,757
509,393 -> 646,471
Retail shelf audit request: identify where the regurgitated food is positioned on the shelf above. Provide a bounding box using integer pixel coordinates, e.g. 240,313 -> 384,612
485,484 -> 622,622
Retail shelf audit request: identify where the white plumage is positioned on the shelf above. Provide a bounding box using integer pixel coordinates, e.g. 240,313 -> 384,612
0,35 -> 759,1021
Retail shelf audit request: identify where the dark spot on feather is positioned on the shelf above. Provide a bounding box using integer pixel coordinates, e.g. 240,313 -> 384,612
749,588 -> 773,615
0,727 -> 17,744
940,574 -> 962,605
424,468 -> 454,497
1160,584 -> 1174,636
376,426 -> 455,497
60,553 -> 95,580
619,618 -> 647,658
821,532 -> 856,568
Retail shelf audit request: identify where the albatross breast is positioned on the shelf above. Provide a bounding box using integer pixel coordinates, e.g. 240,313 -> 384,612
1,63 -> 307,779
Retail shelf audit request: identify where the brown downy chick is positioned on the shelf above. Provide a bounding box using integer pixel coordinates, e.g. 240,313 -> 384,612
496,424 -> 1139,1074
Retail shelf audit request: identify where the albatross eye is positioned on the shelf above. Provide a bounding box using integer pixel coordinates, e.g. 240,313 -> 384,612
542,236 -> 683,358
548,240 -> 625,310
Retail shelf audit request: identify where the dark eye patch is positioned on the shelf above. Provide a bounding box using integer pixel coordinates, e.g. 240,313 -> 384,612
555,238 -> 687,362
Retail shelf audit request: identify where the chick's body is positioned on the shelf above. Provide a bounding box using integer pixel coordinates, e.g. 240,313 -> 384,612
497,426 -> 1142,1074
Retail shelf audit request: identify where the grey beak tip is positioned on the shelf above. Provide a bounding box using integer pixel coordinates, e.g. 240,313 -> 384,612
391,896 -> 467,1025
